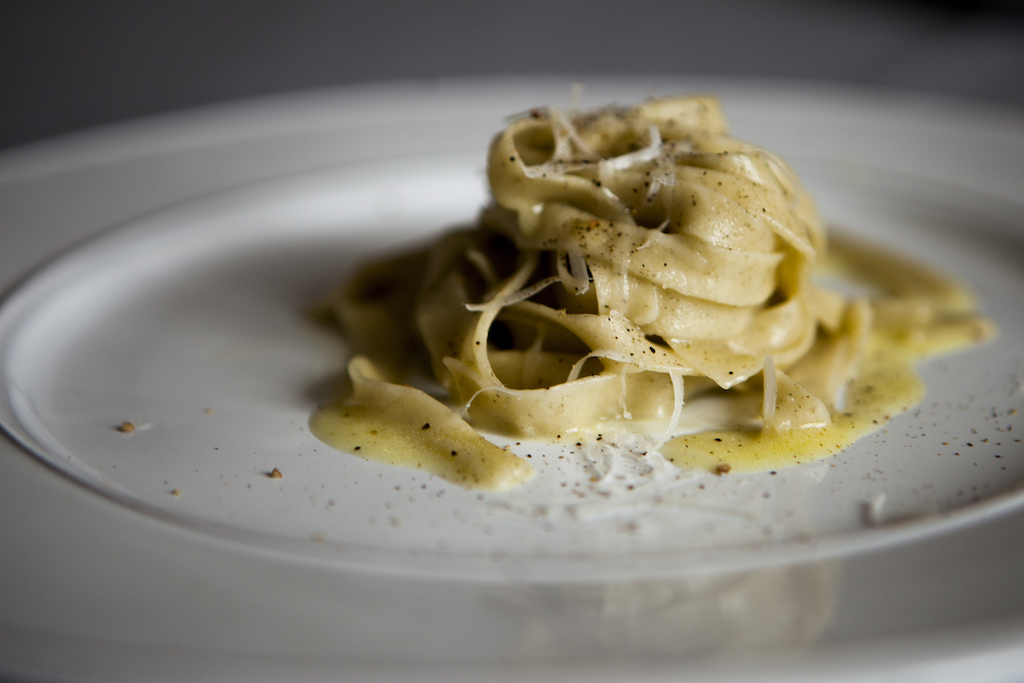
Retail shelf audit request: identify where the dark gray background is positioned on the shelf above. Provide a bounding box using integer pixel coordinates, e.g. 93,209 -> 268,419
2,0 -> 1024,152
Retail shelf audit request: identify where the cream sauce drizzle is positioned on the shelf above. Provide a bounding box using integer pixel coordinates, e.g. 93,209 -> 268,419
311,248 -> 993,488
662,319 -> 992,474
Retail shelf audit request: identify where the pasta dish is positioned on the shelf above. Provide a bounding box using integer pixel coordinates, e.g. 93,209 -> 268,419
311,96 -> 994,491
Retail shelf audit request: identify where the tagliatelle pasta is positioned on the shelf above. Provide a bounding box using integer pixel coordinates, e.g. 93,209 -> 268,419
310,96 -> 994,491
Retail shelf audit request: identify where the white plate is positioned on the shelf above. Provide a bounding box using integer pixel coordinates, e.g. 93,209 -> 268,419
1,77 -> 1023,681
1,141 -> 1022,583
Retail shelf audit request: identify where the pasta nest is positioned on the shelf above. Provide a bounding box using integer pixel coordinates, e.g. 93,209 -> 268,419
339,97 -> 869,438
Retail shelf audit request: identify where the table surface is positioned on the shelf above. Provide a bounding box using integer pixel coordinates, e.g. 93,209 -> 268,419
2,0 -> 1024,151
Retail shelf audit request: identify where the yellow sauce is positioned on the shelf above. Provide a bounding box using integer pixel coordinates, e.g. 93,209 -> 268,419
310,357 -> 535,491
312,308 -> 992,487
662,318 -> 992,473
311,242 -> 994,489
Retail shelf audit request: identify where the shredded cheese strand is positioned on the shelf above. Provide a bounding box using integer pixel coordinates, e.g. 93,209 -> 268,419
763,354 -> 778,425
464,276 -> 560,312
